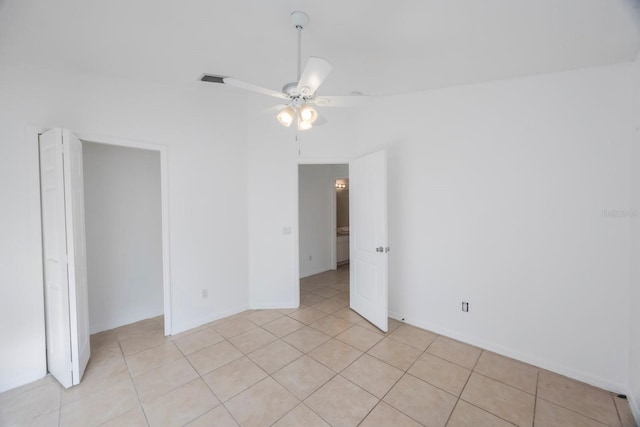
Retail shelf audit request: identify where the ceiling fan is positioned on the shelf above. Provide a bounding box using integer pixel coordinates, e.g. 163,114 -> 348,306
200,11 -> 370,131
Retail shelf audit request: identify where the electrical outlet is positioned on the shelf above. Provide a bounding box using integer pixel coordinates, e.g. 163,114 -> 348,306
202,289 -> 208,299
462,302 -> 469,312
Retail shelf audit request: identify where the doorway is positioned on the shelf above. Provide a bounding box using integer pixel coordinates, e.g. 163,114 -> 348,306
295,150 -> 389,331
298,164 -> 349,279
298,163 -> 350,310
82,141 -> 164,335
73,132 -> 171,336
335,177 -> 350,269
33,127 -> 172,342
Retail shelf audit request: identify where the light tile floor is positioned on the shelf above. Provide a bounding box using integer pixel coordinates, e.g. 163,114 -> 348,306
1,265 -> 637,426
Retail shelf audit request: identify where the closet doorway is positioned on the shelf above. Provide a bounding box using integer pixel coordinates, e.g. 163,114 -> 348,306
82,141 -> 165,336
36,128 -> 171,387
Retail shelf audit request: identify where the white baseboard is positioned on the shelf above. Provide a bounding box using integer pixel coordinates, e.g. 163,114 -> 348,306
388,312 -> 627,394
90,309 -> 165,335
0,369 -> 48,394
300,265 -> 332,279
171,304 -> 249,335
388,311 -> 406,322
1,373 -> 47,394
249,302 -> 299,310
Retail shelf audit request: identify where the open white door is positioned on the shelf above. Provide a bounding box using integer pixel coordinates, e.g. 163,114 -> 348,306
349,150 -> 388,332
39,128 -> 90,388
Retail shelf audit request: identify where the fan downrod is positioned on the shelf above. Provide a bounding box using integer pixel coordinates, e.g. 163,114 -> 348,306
287,11 -> 311,94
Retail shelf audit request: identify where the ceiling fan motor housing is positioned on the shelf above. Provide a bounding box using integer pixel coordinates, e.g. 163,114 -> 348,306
290,11 -> 309,29
282,82 -> 298,96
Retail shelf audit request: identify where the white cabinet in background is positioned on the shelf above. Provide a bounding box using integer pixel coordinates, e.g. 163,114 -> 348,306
337,234 -> 350,263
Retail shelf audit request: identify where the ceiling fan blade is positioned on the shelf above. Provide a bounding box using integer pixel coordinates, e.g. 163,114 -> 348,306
296,57 -> 333,97
224,78 -> 290,99
311,95 -> 371,108
200,74 -> 289,100
263,104 -> 288,114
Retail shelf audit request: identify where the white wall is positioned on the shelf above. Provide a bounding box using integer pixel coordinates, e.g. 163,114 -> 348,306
299,164 -> 348,278
0,66 -> 249,392
247,96 -> 360,309
629,53 -> 640,422
247,63 -> 634,393
357,64 -> 633,392
83,142 -> 163,334
1,60 -> 635,403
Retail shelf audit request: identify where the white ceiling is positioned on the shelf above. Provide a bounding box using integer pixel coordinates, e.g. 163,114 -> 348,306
1,0 -> 639,96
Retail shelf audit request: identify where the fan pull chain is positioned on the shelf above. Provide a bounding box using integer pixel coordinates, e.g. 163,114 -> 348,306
296,26 -> 302,81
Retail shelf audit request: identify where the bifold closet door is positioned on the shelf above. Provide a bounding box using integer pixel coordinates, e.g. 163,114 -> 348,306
39,128 -> 90,388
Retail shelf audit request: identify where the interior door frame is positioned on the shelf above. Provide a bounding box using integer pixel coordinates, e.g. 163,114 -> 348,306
30,127 -> 173,336
294,158 -> 349,307
331,176 -> 349,270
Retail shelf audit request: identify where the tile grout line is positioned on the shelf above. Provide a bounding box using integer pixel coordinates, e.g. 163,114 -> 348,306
471,370 -> 538,395
537,370 -> 624,424
612,393 -> 624,426
295,304 -> 422,424
332,373 -> 380,426
452,348 -> 523,426
455,398 -> 519,427
179,323 -> 265,426
536,395 -> 622,426
276,287 -> 348,425
205,314 -> 336,413
367,335 -> 440,426
61,337 -> 149,425
117,334 -> 151,427
458,376 -> 532,425
444,399 -> 462,427
201,321 -> 263,427
221,400 -> 244,427
442,347 -> 483,426
277,287 -> 360,425
120,321 -> 223,425
456,353 -> 521,427
532,369 -> 539,426
421,337 -> 545,404
18,263 -> 633,427
422,342 -> 482,371
57,378 -> 62,427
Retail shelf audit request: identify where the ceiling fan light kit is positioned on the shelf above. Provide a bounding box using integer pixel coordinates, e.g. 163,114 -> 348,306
298,117 -> 313,131
299,104 -> 318,123
200,11 -> 370,131
277,106 -> 296,127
